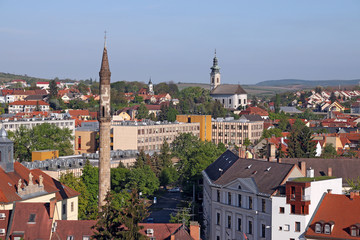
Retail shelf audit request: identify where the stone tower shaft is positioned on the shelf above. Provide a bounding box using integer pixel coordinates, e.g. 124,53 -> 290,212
98,44 -> 111,210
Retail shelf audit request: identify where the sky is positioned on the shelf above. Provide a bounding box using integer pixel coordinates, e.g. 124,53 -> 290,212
1,0 -> 360,85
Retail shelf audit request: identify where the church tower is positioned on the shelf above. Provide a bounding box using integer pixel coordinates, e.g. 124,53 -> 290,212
98,36 -> 111,210
210,50 -> 221,91
148,77 -> 154,95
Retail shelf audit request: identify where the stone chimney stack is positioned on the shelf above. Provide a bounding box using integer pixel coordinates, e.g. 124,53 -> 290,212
327,167 -> 332,177
98,37 -> 111,210
300,161 -> 306,176
189,221 -> 200,240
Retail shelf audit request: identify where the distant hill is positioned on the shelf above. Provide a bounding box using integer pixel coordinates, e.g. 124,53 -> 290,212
256,79 -> 360,87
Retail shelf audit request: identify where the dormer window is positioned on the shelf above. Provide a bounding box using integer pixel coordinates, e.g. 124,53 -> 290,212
315,223 -> 322,233
28,214 -> 36,223
351,226 -> 357,237
324,224 -> 331,234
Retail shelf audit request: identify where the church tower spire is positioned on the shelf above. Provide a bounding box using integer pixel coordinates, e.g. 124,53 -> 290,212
210,49 -> 221,91
98,35 -> 111,210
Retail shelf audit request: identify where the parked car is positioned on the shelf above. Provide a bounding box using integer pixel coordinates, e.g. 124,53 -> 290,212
168,187 -> 180,192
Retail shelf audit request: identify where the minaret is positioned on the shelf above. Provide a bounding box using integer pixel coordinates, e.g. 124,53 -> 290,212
148,77 -> 154,95
98,34 -> 111,210
210,49 -> 221,91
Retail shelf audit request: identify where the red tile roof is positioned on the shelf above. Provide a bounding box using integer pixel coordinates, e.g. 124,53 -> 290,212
240,106 -> 269,116
305,193 -> 360,239
139,223 -> 190,240
0,162 -> 79,204
51,220 -> 97,240
9,100 -> 49,106
68,109 -> 90,118
0,210 -> 11,237
9,202 -> 53,240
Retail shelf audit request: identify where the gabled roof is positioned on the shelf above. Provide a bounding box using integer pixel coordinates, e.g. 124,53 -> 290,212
204,150 -> 297,195
139,223 -> 193,240
51,220 -> 97,240
210,84 -> 247,95
0,162 -> 79,204
68,109 -> 90,117
9,202 -> 53,240
240,114 -> 264,122
305,193 -> 360,239
240,106 -> 269,116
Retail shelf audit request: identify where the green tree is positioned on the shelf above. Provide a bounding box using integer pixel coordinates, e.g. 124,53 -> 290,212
166,105 -> 179,122
49,80 -> 58,99
169,203 -> 192,227
243,138 -> 251,149
321,143 -> 337,159
136,103 -> 149,119
125,165 -> 160,195
262,128 -> 283,139
160,167 -> 179,187
81,160 -> 99,219
287,124 -> 316,158
111,167 -> 130,193
133,95 -> 144,104
117,190 -> 149,240
91,192 -> 125,239
134,150 -> 148,169
8,124 -> 74,162
159,140 -> 172,169
346,177 -> 360,191
274,94 -> 280,113
76,82 -> 89,95
59,172 -> 91,220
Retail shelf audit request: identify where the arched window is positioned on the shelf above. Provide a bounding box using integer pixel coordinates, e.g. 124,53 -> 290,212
324,224 -> 331,234
351,226 -> 357,237
102,106 -> 105,117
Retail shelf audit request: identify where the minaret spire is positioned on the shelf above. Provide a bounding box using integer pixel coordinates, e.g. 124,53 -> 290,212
210,50 -> 221,91
98,37 -> 111,210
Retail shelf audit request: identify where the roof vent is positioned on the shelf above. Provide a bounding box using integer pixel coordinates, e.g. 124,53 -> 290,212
252,171 -> 257,175
219,168 -> 223,172
247,164 -> 252,169
0,213 -> 5,219
266,167 -> 271,171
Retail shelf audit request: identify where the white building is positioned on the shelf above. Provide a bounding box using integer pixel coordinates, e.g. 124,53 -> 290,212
271,172 -> 342,240
8,100 -> 50,113
208,52 -> 248,109
202,150 -> 304,240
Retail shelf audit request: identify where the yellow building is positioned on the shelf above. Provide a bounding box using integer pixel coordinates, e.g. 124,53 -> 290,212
176,115 -> 212,141
32,150 -> 59,161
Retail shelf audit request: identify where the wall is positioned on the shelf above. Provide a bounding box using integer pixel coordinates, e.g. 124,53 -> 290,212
32,150 -> 59,161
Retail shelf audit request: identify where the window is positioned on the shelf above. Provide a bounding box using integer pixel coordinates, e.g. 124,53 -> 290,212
291,204 -> 295,214
67,236 -> 74,240
63,203 -> 66,215
261,224 -> 266,238
315,223 -> 322,233
238,194 -> 242,207
237,218 -> 242,231
216,236 -> 220,240
28,214 -> 36,223
324,224 -> 331,234
262,199 -> 266,212
295,222 -> 301,232
71,202 -> 74,212
284,224 -> 290,231
249,197 -> 253,209
351,226 -> 357,236
279,207 -> 285,214
83,237 -> 90,240
216,212 -> 220,225
228,192 -> 232,205
248,220 -> 253,234
217,190 -> 220,202
227,215 -> 231,228
229,99 -> 232,104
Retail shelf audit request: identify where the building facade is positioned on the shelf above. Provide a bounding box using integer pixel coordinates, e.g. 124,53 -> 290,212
176,115 -> 212,142
272,176 -> 342,240
211,115 -> 264,147
8,100 -> 50,113
202,150 -> 304,240
112,120 -> 200,151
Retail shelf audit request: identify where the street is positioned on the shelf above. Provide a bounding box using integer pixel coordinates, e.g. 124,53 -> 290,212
146,191 -> 183,223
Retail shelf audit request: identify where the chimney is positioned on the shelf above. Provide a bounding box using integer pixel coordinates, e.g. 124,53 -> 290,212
306,167 -> 314,178
189,221 -> 200,240
49,197 -> 57,219
300,161 -> 306,176
327,189 -> 332,194
277,158 -> 282,163
170,235 -> 175,240
327,167 -> 332,177
350,191 -> 355,199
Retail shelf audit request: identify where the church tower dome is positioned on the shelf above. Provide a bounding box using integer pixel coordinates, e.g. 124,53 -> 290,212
210,49 -> 221,91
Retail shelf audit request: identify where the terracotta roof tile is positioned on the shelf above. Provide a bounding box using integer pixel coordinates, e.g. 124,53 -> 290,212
51,220 -> 97,240
9,100 -> 49,106
305,193 -> 360,239
139,223 -> 184,240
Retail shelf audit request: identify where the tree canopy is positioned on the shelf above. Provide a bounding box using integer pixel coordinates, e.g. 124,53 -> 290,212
8,123 -> 74,162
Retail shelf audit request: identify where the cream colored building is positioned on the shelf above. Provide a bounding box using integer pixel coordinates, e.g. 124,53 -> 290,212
211,115 -> 264,147
112,120 -> 200,151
